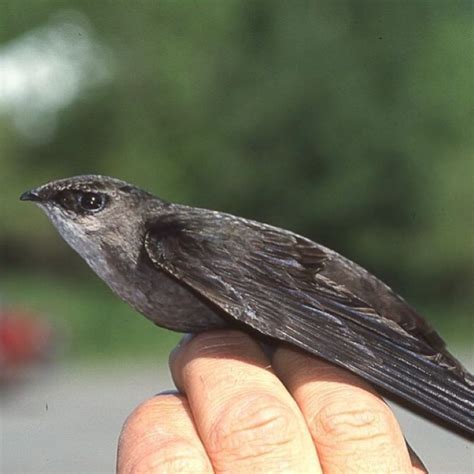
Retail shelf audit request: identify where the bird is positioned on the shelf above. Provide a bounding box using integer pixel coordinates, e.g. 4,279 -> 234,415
21,174 -> 474,438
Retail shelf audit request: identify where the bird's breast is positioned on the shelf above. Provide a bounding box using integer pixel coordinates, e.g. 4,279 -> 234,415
89,245 -> 227,333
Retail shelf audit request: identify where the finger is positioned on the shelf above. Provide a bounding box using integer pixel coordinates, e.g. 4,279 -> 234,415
117,393 -> 213,473
170,330 -> 321,474
273,345 -> 415,473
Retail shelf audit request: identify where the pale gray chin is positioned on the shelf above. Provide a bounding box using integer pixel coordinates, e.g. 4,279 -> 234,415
42,206 -> 120,288
42,206 -> 98,264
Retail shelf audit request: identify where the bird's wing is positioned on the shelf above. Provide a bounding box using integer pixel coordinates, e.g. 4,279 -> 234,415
144,210 -> 474,437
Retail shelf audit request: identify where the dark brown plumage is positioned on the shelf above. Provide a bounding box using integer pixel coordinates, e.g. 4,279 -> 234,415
21,175 -> 474,438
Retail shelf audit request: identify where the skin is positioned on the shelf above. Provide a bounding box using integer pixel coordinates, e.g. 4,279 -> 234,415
117,330 -> 427,473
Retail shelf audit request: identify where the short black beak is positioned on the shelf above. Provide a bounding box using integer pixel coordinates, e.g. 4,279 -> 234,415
20,189 -> 42,202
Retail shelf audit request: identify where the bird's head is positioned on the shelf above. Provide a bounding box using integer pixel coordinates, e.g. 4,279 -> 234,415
20,175 -> 166,266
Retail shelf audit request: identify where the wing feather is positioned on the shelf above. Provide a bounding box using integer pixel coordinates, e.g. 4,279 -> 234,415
145,209 -> 474,437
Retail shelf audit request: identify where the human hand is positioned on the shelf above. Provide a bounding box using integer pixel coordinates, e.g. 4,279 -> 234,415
117,330 -> 427,473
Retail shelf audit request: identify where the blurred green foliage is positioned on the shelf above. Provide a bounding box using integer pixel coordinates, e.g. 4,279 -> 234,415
1,1 -> 472,358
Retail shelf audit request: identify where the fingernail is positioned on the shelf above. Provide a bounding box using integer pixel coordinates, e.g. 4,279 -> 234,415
156,389 -> 179,396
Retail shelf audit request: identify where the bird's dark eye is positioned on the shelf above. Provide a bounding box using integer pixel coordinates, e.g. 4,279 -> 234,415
78,192 -> 105,212
54,190 -> 107,214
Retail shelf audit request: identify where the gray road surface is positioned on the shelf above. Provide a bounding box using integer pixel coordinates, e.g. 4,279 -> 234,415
1,362 -> 473,473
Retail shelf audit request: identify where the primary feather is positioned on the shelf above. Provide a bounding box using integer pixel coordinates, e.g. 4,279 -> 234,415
145,206 -> 474,437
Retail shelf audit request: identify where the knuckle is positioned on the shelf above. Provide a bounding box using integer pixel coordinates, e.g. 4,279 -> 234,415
208,393 -> 299,462
314,391 -> 397,445
118,395 -> 212,473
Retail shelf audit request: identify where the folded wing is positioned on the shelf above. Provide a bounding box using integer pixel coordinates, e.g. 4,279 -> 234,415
145,209 -> 474,437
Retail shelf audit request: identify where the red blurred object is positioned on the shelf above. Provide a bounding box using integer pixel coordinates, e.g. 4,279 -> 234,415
0,307 -> 55,384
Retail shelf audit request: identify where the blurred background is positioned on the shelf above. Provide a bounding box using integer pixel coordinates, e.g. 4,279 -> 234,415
1,1 -> 472,472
